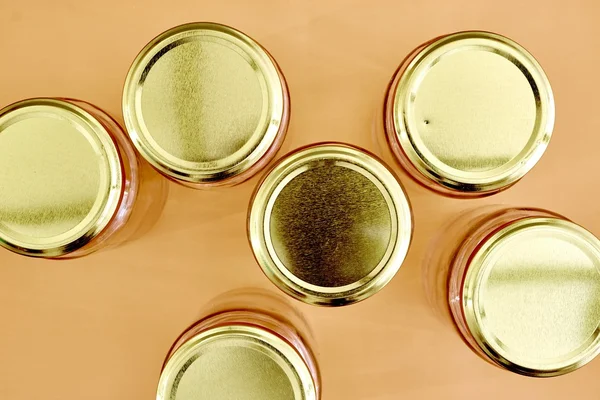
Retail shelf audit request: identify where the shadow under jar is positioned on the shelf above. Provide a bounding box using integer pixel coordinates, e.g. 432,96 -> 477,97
445,208 -> 600,377
0,98 -> 153,259
157,293 -> 320,400
123,22 -> 289,188
383,31 -> 554,197
248,143 -> 413,306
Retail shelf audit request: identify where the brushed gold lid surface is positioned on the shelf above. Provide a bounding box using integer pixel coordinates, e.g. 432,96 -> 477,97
157,325 -> 317,400
391,32 -> 554,193
463,218 -> 600,376
249,144 -> 412,306
123,23 -> 286,184
0,99 -> 122,257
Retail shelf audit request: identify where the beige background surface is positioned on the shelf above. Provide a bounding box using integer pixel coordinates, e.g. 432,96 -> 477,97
1,0 -> 600,399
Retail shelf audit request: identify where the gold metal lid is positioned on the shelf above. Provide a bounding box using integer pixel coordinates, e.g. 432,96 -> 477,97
157,325 -> 317,400
0,99 -> 123,257
123,22 -> 287,185
463,218 -> 600,376
390,31 -> 554,194
249,143 -> 412,306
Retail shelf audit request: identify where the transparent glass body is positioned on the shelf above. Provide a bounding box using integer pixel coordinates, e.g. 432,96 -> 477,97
161,290 -> 321,398
58,99 -> 167,258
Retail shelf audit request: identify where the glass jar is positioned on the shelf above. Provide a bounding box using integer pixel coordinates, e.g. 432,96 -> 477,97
248,143 -> 413,306
157,290 -> 320,400
123,22 -> 289,188
382,31 -> 554,197
428,207 -> 600,377
0,98 -> 166,258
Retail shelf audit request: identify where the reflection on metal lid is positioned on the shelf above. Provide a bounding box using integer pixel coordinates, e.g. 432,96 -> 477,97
387,31 -> 554,195
157,325 -> 317,400
463,217 -> 600,376
249,143 -> 412,306
123,22 -> 288,186
0,99 -> 123,257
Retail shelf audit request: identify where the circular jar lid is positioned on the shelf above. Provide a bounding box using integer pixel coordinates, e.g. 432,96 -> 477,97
462,217 -> 600,376
123,22 -> 288,186
248,143 -> 412,306
0,99 -> 123,257
387,31 -> 554,195
157,325 -> 317,400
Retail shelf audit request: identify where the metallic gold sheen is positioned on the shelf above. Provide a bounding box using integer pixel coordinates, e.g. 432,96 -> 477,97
123,22 -> 285,184
393,32 -> 554,193
249,144 -> 412,306
463,218 -> 600,376
270,166 -> 391,287
0,99 -> 122,257
157,325 -> 317,400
